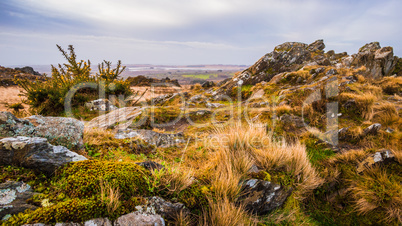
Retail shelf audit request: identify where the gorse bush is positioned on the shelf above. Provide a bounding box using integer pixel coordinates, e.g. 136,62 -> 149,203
17,45 -> 132,115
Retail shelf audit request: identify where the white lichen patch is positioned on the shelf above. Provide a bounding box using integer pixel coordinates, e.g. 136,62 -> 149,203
16,183 -> 30,193
0,189 -> 17,205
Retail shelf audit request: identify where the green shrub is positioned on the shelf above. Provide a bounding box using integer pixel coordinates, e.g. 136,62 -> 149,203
17,45 -> 132,116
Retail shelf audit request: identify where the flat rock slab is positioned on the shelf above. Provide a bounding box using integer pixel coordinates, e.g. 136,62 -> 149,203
115,129 -> 185,148
0,112 -> 84,150
85,107 -> 144,130
0,136 -> 87,176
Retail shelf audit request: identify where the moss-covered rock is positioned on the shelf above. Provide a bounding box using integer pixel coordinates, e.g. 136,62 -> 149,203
53,160 -> 148,199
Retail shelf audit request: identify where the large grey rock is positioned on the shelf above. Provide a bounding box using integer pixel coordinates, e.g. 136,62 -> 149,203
0,181 -> 37,220
84,99 -> 117,112
85,107 -> 144,130
238,179 -> 292,215
0,112 -> 84,150
115,129 -> 184,148
0,136 -> 87,176
114,212 -> 165,226
351,42 -> 397,78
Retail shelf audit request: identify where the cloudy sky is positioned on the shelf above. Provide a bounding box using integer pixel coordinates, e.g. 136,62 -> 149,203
1,0 -> 401,66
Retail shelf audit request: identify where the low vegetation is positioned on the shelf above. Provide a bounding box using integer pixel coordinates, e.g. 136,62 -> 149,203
16,45 -> 132,116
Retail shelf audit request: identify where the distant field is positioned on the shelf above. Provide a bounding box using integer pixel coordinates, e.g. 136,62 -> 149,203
182,74 -> 218,80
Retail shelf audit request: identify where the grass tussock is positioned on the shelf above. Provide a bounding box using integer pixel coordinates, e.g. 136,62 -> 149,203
151,166 -> 194,194
350,167 -> 402,224
202,198 -> 256,226
206,123 -> 323,199
371,102 -> 401,127
100,178 -> 121,214
339,92 -> 377,119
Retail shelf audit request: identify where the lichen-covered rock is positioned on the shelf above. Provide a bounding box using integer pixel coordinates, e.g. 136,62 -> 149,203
351,42 -> 397,78
0,181 -> 37,220
84,99 -> 117,112
238,179 -> 292,215
357,150 -> 395,173
135,196 -> 189,221
0,136 -> 87,176
0,112 -> 84,149
85,107 -> 144,130
83,218 -> 112,226
115,129 -> 185,148
114,211 -> 165,226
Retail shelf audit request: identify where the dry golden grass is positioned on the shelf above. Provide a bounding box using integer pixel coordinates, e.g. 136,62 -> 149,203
161,166 -> 194,194
173,209 -> 193,226
391,149 -> 402,164
100,178 -> 121,213
371,102 -> 400,127
206,123 -> 323,199
377,76 -> 402,95
350,167 -> 402,224
273,104 -> 293,116
329,149 -> 366,164
339,92 -> 377,119
202,197 -> 256,226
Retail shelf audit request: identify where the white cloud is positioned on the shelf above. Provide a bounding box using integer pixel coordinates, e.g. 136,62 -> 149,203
1,0 -> 401,65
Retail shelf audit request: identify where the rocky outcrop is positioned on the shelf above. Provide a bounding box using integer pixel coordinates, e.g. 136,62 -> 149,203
238,179 -> 292,215
351,42 -> 397,78
0,136 -> 87,176
213,40 -> 398,98
0,181 -> 37,220
115,129 -> 185,148
14,66 -> 42,76
114,212 -> 165,226
84,99 -> 117,111
213,40 -> 328,96
85,107 -> 144,130
0,112 -> 84,149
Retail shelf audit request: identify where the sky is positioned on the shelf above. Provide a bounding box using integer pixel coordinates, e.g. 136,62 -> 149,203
0,0 -> 401,66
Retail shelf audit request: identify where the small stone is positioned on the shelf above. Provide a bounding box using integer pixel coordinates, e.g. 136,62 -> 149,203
363,123 -> 381,136
357,150 -> 395,173
114,211 -> 165,226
